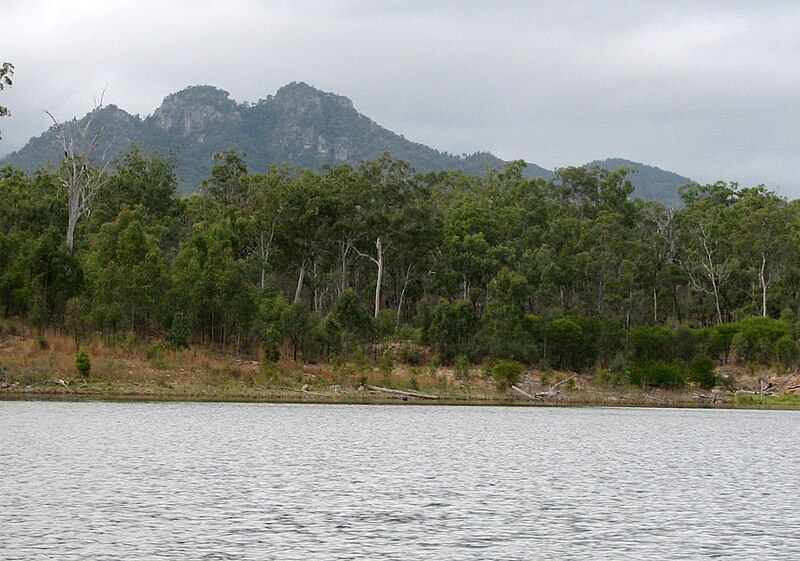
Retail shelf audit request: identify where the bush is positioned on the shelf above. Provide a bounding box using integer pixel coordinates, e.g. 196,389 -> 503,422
628,361 -> 686,389
454,354 -> 471,380
168,312 -> 191,350
731,317 -> 789,364
592,368 -> 627,388
492,360 -> 524,390
776,335 -> 799,368
378,349 -> 393,373
628,326 -> 675,362
262,326 -> 282,363
397,342 -> 425,365
688,356 -> 717,389
75,348 -> 91,378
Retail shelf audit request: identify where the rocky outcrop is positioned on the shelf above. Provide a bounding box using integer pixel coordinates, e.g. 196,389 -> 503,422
150,85 -> 241,139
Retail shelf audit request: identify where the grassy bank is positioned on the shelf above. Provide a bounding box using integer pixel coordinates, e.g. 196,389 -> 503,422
2,324 -> 800,409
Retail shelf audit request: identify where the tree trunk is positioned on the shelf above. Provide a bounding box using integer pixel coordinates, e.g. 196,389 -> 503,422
374,237 -> 384,318
294,259 -> 308,303
760,253 -> 768,317
395,264 -> 413,336
66,187 -> 80,251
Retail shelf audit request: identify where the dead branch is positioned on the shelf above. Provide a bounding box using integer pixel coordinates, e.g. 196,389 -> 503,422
364,384 -> 439,400
511,385 -> 538,400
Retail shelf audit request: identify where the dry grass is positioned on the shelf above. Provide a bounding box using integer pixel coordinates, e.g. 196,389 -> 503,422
2,321 -> 799,409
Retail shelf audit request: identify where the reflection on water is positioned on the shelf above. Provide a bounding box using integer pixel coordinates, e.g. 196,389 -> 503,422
1,401 -> 799,560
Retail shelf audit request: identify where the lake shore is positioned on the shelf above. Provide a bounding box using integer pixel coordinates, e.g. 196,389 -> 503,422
2,328 -> 799,409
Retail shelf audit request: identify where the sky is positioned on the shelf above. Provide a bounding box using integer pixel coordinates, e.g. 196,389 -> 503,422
2,1 -> 800,196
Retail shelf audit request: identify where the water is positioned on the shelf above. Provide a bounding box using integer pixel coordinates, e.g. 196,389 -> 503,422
1,401 -> 799,560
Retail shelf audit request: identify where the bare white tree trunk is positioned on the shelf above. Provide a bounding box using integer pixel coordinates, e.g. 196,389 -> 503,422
374,237 -> 384,318
355,237 -> 386,318
258,208 -> 281,289
46,93 -> 112,250
294,259 -> 308,303
395,264 -> 414,336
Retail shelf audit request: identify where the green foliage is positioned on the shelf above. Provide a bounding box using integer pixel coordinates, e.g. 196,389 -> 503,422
75,348 -> 91,378
454,354 -> 471,380
168,312 -> 191,350
547,316 -> 595,371
426,299 -> 479,363
262,326 -> 282,363
628,326 -> 676,363
492,360 -> 524,390
775,335 -> 799,368
731,317 -> 790,364
688,356 -> 717,389
333,289 -> 373,356
397,342 -> 425,365
628,361 -> 686,389
378,349 -> 393,373
0,61 -> 12,139
5,141 -> 800,384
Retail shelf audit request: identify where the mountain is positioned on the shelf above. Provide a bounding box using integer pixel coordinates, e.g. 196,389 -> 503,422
0,83 -> 552,193
0,83 -> 690,203
587,158 -> 692,206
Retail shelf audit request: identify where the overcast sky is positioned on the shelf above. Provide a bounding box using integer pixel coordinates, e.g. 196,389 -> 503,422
2,1 -> 800,196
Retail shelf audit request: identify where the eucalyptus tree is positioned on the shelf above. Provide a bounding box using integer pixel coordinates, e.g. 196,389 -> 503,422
731,187 -> 791,317
676,182 -> 739,324
84,209 -> 168,334
244,165 -> 290,289
351,155 -> 421,317
274,169 -> 336,306
171,221 -> 253,347
45,98 -> 113,250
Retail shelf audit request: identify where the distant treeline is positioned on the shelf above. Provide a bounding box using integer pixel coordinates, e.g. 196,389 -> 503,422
2,147 -> 800,386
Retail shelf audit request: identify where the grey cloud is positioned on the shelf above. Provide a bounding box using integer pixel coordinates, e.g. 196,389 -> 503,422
1,1 -> 799,195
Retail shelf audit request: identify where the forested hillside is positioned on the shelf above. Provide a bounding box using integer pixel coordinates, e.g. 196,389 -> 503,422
2,146 -> 799,390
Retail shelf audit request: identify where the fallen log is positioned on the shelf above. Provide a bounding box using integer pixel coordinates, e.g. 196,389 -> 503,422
512,374 -> 579,400
363,384 -> 439,400
511,385 -> 539,400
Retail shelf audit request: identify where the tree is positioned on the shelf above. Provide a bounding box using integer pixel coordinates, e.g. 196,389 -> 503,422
676,182 -> 738,324
732,187 -> 791,317
46,96 -> 113,250
0,62 -> 13,140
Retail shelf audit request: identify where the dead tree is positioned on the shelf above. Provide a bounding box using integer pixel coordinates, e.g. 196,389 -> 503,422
45,93 -> 112,250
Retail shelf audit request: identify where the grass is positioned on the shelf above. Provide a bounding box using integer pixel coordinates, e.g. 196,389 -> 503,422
2,322 -> 799,409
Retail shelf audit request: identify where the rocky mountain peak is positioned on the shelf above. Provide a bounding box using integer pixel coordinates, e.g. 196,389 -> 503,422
149,85 -> 241,137
273,82 -> 355,116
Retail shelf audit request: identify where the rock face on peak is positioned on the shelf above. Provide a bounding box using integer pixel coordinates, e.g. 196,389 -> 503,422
150,86 -> 242,138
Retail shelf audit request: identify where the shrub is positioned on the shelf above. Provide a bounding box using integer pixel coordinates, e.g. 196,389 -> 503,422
492,360 -> 524,390
628,326 -> 675,362
592,368 -> 627,388
628,361 -> 686,389
454,354 -> 471,380
397,342 -> 424,366
731,317 -> 789,364
168,312 -> 191,350
688,356 -> 716,389
378,349 -> 393,373
776,335 -> 799,368
262,326 -> 282,363
75,348 -> 91,378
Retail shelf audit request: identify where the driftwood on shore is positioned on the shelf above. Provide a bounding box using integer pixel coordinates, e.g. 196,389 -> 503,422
363,384 -> 439,400
512,374 -> 578,401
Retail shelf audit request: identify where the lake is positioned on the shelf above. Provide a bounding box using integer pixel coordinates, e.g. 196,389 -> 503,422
1,401 -> 799,560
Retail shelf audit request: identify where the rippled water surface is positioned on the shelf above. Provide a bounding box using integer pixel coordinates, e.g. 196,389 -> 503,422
2,401 -> 799,560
